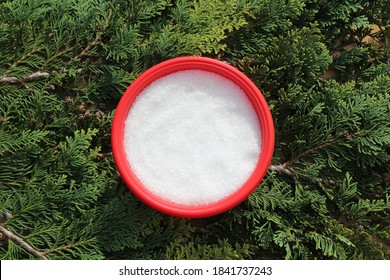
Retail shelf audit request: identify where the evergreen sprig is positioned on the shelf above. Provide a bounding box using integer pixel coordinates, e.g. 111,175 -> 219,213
0,0 -> 389,260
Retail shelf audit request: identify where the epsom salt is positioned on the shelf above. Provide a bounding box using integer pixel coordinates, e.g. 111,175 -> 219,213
124,70 -> 261,206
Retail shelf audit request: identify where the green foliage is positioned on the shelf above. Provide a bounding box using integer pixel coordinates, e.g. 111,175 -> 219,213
166,239 -> 251,260
0,0 -> 389,260
240,25 -> 332,93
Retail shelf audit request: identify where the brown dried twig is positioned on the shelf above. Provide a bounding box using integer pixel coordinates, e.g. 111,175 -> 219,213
0,71 -> 50,86
75,9 -> 112,60
0,225 -> 48,260
0,68 -> 82,88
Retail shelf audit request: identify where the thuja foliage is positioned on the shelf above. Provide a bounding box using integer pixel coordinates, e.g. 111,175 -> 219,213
0,0 -> 389,259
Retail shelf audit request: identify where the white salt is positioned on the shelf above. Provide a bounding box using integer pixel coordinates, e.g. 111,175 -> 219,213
124,70 -> 261,206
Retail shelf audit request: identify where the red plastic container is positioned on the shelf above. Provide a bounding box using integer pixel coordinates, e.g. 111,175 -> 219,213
111,56 -> 274,218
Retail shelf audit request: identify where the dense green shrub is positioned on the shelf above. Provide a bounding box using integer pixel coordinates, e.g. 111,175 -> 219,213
0,0 -> 389,259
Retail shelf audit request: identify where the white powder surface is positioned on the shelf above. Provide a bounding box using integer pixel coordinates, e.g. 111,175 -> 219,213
124,70 -> 261,206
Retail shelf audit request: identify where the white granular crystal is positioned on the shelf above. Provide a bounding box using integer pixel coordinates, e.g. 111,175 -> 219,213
124,70 -> 261,206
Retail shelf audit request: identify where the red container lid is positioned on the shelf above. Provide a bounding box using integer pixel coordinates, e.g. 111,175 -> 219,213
111,56 -> 274,218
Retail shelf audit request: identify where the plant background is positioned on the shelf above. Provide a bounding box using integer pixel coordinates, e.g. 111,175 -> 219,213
0,0 -> 389,260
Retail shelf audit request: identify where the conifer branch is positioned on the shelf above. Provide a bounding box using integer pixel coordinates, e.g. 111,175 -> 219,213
42,238 -> 95,256
75,9 -> 112,60
283,132 -> 358,167
269,164 -> 338,186
0,225 -> 48,260
8,47 -> 45,73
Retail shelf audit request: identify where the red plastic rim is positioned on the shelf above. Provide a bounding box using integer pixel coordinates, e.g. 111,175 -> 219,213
111,56 -> 274,218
